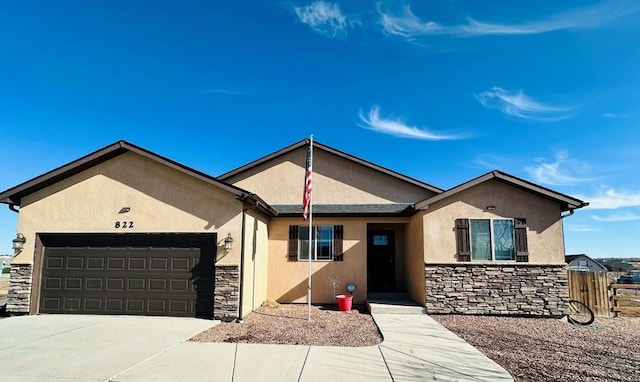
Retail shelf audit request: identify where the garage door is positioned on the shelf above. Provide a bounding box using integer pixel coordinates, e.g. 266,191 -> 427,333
39,234 -> 215,318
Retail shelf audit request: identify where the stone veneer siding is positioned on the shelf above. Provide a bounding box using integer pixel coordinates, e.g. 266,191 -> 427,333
214,264 -> 240,321
7,264 -> 33,314
425,264 -> 569,317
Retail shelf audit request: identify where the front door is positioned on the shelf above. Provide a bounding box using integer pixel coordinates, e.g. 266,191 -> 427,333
367,230 -> 395,291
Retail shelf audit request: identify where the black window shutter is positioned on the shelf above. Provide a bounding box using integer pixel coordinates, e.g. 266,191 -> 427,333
333,225 -> 344,261
514,218 -> 529,262
455,219 -> 471,262
288,225 -> 299,261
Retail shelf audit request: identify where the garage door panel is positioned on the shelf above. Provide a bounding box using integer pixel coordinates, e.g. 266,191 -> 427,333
40,236 -> 215,318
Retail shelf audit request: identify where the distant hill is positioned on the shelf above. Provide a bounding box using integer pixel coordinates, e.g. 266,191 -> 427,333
598,258 -> 640,272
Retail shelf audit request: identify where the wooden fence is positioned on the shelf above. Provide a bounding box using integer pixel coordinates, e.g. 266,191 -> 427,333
611,284 -> 640,317
567,270 -> 613,318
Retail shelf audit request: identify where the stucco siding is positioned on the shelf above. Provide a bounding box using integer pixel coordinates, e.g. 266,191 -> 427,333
240,210 -> 270,317
226,147 -> 436,205
405,213 -> 426,304
267,217 -> 366,304
423,179 -> 566,264
14,152 -> 244,265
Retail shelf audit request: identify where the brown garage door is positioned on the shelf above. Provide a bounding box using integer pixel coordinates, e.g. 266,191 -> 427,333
39,234 -> 215,318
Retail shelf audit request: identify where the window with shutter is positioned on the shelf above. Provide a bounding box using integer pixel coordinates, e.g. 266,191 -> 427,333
457,217 -> 527,261
288,225 -> 341,261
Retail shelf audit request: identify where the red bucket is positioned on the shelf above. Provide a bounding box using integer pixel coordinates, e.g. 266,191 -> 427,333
336,294 -> 353,311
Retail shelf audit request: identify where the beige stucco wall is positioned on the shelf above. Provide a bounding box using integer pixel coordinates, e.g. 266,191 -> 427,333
422,179 -> 566,264
405,213 -> 426,304
267,217 -> 411,304
240,210 -> 270,317
14,152 -> 244,265
226,147 -> 436,205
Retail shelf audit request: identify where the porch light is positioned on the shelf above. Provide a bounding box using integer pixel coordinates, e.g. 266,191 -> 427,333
224,233 -> 234,251
486,205 -> 497,211
12,233 -> 26,251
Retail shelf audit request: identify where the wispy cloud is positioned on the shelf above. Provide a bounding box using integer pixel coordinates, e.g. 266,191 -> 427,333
204,88 -> 249,95
378,1 -> 639,40
577,187 -> 640,209
358,105 -> 463,140
526,151 -> 594,186
565,224 -> 601,233
294,1 -> 351,38
592,212 -> 640,222
476,87 -> 573,122
601,112 -> 627,119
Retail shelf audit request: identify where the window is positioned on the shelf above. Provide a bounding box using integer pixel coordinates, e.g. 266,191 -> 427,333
288,225 -> 344,261
456,218 -> 527,262
299,226 -> 333,261
373,235 -> 388,246
470,219 -> 515,261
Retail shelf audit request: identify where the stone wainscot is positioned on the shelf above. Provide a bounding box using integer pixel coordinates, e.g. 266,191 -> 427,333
425,264 -> 569,317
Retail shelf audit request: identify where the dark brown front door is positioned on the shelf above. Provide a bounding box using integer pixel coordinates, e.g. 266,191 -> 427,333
367,230 -> 395,291
39,234 -> 215,318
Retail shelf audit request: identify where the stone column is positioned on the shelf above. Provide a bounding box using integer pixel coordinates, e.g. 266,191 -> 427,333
7,264 -> 33,314
214,264 -> 240,321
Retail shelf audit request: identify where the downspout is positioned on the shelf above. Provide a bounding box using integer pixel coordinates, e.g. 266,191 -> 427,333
9,204 -> 20,213
236,207 -> 247,323
236,194 -> 260,324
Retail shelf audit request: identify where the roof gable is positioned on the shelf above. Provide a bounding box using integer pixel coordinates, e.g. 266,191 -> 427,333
219,139 -> 443,194
415,170 -> 588,212
0,140 -> 276,215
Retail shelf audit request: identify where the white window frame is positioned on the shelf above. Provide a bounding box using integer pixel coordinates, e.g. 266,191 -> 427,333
470,218 -> 516,261
298,225 -> 334,261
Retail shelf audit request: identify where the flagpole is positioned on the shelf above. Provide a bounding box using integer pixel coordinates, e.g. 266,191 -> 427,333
307,135 -> 313,322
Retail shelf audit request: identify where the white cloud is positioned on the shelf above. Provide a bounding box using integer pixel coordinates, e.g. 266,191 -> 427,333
378,1 -> 639,40
357,105 -> 463,140
525,151 -> 594,186
565,225 -> 601,233
476,87 -> 573,122
591,212 -> 640,222
577,188 -> 640,209
294,1 -> 350,38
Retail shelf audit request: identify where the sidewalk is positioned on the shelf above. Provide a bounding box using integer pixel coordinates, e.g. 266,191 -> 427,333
113,314 -> 514,382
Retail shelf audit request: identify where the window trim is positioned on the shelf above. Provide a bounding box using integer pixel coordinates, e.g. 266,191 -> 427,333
469,218 -> 516,261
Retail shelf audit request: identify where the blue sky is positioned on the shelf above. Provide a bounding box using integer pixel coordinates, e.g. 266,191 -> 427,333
1,1 -> 639,258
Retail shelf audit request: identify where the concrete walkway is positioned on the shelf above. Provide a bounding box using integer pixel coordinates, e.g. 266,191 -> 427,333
0,312 -> 513,382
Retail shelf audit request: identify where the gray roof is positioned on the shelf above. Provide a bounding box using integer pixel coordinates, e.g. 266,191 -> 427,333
272,204 -> 416,216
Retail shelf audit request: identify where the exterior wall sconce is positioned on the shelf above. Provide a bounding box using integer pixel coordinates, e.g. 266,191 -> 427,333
486,205 -> 497,211
224,233 -> 234,251
12,233 -> 26,251
119,207 -> 131,214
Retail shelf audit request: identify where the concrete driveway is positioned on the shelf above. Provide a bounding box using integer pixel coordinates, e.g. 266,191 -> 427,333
0,314 -> 216,381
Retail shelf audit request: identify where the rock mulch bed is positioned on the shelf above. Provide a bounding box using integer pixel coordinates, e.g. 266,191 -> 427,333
433,315 -> 640,382
191,303 -> 382,347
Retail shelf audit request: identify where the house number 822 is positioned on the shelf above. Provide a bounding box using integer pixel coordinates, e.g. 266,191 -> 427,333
115,221 -> 134,228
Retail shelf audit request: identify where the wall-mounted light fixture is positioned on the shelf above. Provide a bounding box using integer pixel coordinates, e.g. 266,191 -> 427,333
224,233 -> 234,251
119,207 -> 131,214
12,233 -> 26,251
486,205 -> 497,211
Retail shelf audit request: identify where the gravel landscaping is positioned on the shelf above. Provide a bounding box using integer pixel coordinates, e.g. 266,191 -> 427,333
191,303 -> 382,347
433,315 -> 640,382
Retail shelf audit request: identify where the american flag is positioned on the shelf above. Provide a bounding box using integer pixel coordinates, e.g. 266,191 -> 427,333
302,143 -> 313,220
